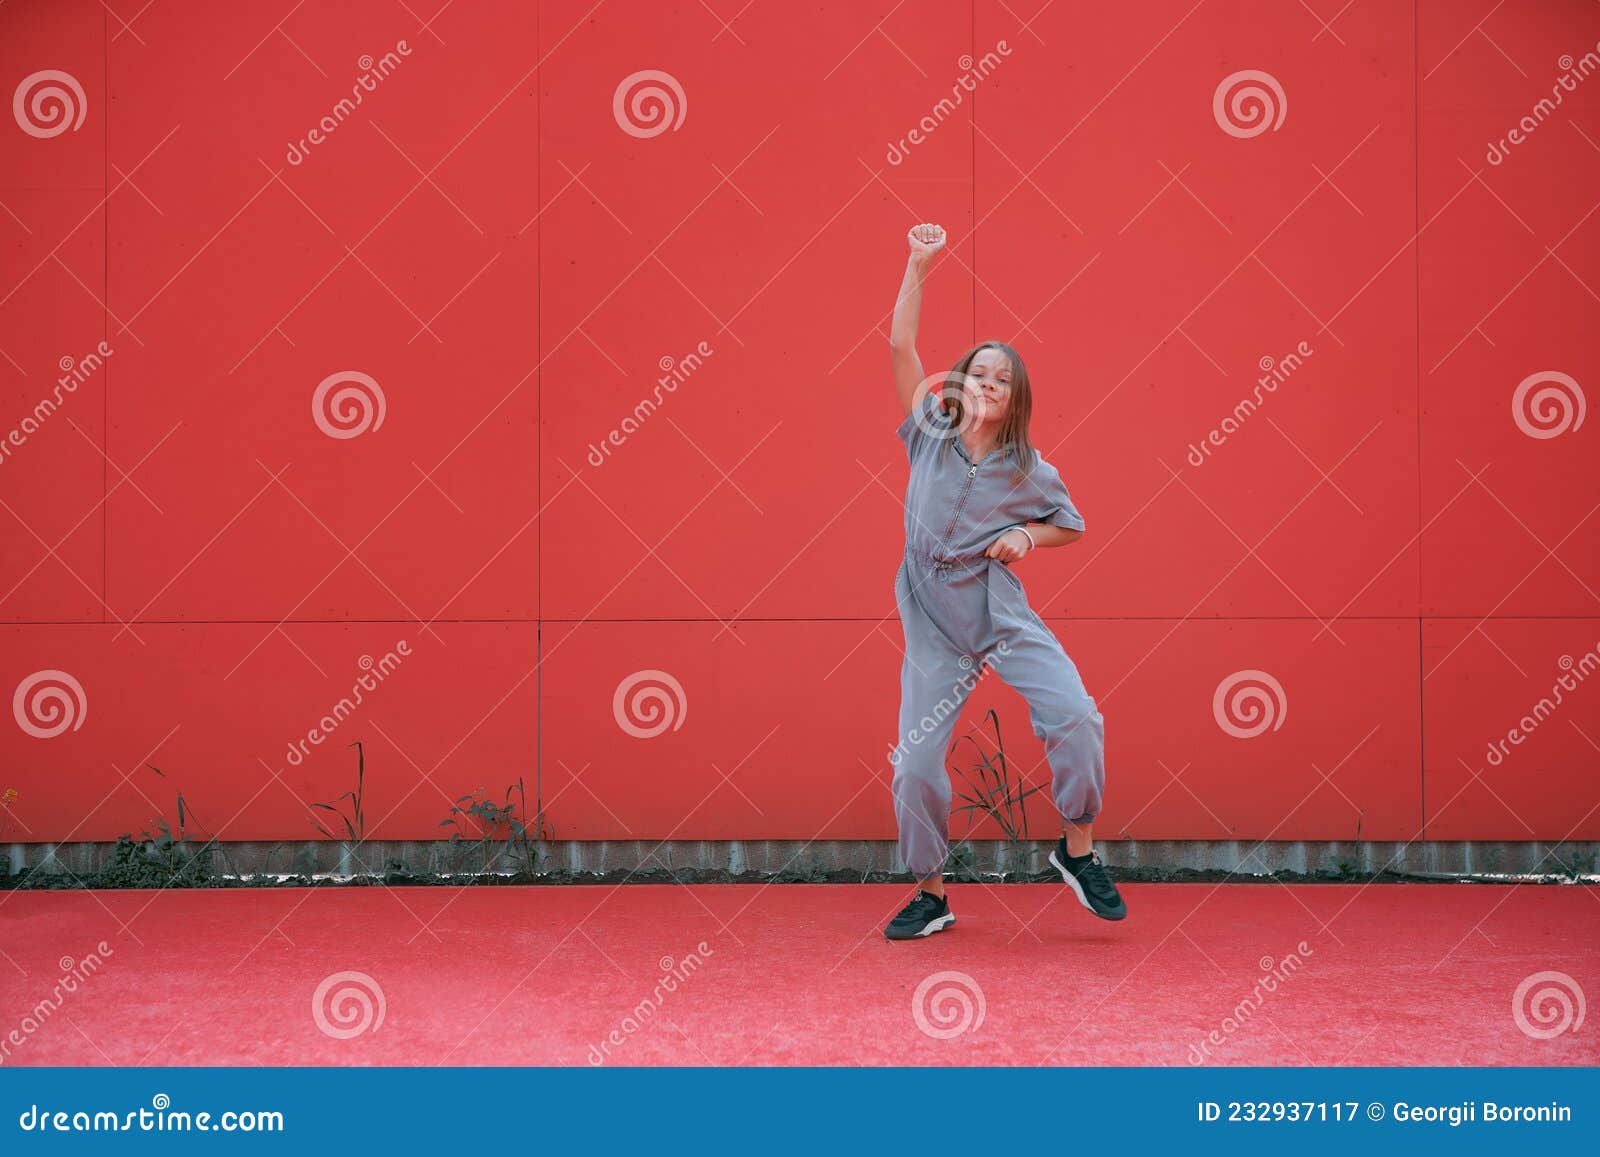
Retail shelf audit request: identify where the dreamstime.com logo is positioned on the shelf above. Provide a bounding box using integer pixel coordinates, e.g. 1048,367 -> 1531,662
885,42 -> 1012,165
1486,41 -> 1600,165
0,341 -> 114,471
1188,944 -> 1314,1064
588,943 -> 714,1064
1512,371 -> 1585,439
1511,971 -> 1585,1040
613,70 -> 686,138
313,371 -> 386,439
311,971 -> 386,1039
0,942 -> 114,1066
587,340 -> 715,466
613,669 -> 687,738
13,70 -> 87,138
912,971 -> 986,1040
285,42 -> 413,165
15,1093 -> 285,1133
284,643 -> 411,768
1212,669 -> 1286,739
1483,643 -> 1600,767
1187,342 -> 1314,466
13,670 -> 86,739
1213,70 -> 1287,139
888,639 -> 1013,766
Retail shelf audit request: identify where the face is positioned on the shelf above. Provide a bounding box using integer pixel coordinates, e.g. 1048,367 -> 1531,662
962,349 -> 1014,426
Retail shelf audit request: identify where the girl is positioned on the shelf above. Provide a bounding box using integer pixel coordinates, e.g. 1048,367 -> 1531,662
885,221 -> 1126,940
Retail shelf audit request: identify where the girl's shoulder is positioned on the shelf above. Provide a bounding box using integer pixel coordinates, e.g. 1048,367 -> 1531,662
896,393 -> 955,462
1013,444 -> 1052,474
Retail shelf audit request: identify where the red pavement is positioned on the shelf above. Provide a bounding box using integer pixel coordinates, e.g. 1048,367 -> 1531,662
1,883 -> 1595,1066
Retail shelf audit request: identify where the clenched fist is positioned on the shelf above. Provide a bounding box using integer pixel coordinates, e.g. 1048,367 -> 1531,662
906,222 -> 947,258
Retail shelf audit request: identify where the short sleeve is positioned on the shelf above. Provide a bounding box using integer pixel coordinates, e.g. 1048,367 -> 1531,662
1027,457 -> 1086,531
895,393 -> 946,463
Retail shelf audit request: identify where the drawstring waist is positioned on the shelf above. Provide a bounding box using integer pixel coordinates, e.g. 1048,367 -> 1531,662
905,545 -> 993,574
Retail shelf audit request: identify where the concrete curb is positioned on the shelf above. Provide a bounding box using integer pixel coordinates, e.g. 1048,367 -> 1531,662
6,838 -> 1598,883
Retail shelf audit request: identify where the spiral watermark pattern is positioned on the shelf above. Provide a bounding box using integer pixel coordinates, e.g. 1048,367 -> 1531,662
312,371 -> 386,439
912,970 -> 986,1040
1512,371 -> 1585,439
1212,70 -> 1287,139
612,669 -> 687,738
613,70 -> 686,138
13,70 -> 87,139
13,669 -> 86,739
311,971 -> 386,1039
905,370 -> 988,447
1212,669 -> 1287,739
1512,971 -> 1585,1040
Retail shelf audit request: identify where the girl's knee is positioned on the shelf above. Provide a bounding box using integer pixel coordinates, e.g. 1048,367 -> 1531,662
1039,697 -> 1102,739
891,757 -> 947,791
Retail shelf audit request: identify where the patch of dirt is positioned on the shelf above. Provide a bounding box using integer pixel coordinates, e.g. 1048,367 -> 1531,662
5,865 -> 1592,889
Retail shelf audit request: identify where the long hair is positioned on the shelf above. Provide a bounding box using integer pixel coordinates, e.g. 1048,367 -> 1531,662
936,340 -> 1037,486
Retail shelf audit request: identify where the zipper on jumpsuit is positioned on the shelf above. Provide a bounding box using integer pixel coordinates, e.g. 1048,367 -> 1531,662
936,461 -> 981,565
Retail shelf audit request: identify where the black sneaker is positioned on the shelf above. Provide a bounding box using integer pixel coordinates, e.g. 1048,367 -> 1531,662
884,889 -> 955,940
1048,841 -> 1127,920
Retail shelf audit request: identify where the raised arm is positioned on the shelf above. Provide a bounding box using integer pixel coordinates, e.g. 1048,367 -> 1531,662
890,222 -> 946,417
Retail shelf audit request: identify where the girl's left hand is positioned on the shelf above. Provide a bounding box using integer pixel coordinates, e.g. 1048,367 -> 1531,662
985,528 -> 1032,564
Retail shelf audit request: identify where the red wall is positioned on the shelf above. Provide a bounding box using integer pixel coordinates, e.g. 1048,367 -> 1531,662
2,0 -> 1596,846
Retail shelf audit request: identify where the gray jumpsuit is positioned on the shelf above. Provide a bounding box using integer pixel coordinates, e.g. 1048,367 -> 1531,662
891,392 -> 1105,879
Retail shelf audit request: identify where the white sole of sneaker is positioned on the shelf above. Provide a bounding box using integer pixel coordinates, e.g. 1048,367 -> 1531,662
1049,849 -> 1097,914
887,912 -> 955,940
1050,849 -> 1126,920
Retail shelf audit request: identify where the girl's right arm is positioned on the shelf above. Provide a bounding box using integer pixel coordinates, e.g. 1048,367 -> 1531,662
891,222 -> 946,417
